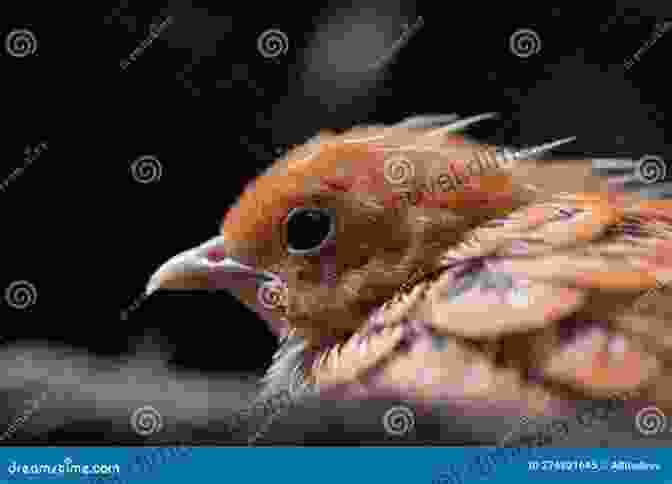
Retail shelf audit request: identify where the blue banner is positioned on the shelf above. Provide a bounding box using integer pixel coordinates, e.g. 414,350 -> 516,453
1,447 -> 670,483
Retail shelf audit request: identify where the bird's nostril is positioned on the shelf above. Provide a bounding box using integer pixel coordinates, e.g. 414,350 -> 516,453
206,247 -> 228,262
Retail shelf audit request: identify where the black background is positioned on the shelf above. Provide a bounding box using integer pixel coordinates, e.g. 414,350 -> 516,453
1,0 -> 672,445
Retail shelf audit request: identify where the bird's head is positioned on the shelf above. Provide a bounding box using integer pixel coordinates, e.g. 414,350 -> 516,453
146,114 -> 574,345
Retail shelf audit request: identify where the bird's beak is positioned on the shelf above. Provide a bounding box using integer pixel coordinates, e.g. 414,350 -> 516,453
145,235 -> 277,296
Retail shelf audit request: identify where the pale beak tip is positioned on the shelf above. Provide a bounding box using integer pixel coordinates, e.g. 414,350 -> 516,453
145,281 -> 158,297
145,273 -> 163,296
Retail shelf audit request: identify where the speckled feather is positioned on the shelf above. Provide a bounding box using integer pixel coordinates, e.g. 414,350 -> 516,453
249,114 -> 672,426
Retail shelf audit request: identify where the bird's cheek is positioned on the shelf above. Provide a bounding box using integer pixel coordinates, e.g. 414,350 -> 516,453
318,242 -> 339,288
207,269 -> 256,291
227,275 -> 291,339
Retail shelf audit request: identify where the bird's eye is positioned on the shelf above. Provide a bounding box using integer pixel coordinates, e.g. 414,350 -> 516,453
285,207 -> 336,255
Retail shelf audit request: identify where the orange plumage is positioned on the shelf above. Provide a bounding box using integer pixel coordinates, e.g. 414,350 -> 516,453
147,113 -> 672,421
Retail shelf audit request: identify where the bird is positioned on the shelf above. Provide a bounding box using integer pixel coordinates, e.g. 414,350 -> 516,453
145,112 -> 672,438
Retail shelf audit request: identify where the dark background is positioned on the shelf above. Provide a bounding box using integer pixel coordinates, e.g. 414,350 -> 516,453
1,0 -> 672,445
